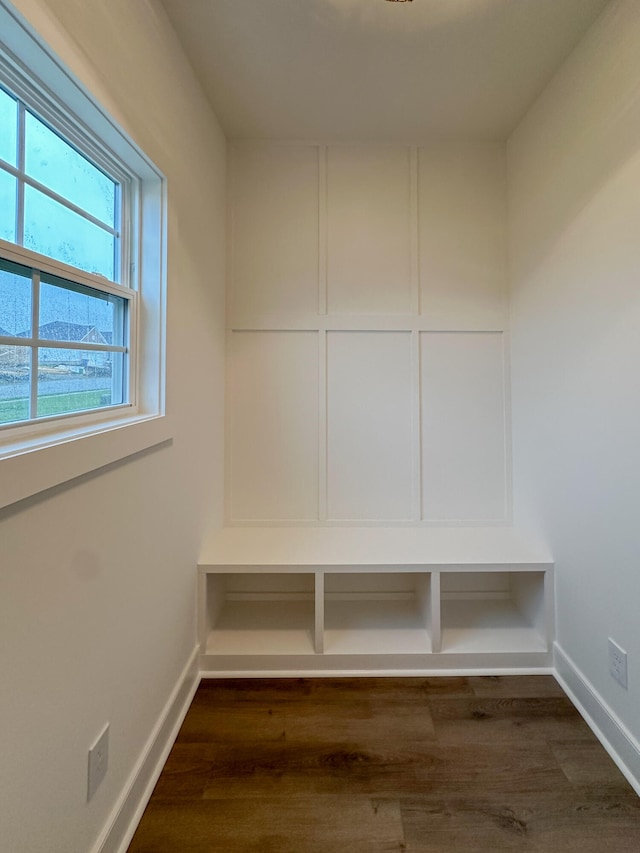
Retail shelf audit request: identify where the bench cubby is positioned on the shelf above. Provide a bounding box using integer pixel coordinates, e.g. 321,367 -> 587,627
439,570 -> 548,654
323,571 -> 432,655
203,572 -> 317,656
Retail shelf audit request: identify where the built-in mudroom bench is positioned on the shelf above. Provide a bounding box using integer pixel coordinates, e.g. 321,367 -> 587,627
198,527 -> 554,675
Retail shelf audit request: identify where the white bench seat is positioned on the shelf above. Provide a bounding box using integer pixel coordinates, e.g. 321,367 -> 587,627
198,527 -> 554,675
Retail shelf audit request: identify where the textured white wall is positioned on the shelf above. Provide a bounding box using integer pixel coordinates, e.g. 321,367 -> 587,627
0,2 -> 226,851
509,0 -> 640,753
227,142 -> 509,524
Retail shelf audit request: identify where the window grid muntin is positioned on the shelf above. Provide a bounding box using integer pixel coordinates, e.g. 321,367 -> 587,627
0,153 -> 121,235
0,84 -> 17,165
23,108 -> 117,226
15,94 -> 24,245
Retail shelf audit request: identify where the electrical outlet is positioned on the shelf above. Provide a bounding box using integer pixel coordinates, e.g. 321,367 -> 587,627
608,638 -> 628,690
87,724 -> 109,801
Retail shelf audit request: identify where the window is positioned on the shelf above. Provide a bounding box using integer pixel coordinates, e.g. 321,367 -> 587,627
0,0 -> 168,510
0,82 -> 134,427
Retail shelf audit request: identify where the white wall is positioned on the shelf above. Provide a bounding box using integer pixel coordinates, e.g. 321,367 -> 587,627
0,2 -> 226,852
509,0 -> 640,762
227,142 -> 509,524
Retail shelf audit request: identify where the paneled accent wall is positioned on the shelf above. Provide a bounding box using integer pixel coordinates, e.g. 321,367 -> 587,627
227,142 -> 508,524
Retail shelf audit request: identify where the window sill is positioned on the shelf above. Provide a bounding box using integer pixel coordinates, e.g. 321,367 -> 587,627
0,412 -> 172,510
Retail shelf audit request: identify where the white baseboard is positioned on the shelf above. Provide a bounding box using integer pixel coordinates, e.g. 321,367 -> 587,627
200,667 -> 554,678
554,642 -> 640,796
91,645 -> 201,853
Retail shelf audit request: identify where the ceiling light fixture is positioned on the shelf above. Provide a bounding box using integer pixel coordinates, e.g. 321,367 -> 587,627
385,0 -> 413,3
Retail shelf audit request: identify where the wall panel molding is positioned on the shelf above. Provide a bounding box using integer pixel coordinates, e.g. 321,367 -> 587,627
228,330 -> 319,521
421,331 -> 508,522
326,331 -> 414,520
327,144 -> 413,315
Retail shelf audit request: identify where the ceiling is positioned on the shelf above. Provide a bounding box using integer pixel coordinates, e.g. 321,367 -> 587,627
161,0 -> 609,141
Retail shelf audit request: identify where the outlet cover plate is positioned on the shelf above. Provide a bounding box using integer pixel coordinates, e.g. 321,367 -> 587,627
88,723 -> 109,801
608,637 -> 628,690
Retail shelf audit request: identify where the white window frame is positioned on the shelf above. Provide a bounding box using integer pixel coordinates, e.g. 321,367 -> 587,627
0,0 -> 169,509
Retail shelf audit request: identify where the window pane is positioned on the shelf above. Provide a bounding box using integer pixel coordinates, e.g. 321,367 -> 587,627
0,373 -> 30,425
39,279 -> 124,346
24,185 -> 116,279
0,262 -> 33,425
0,167 -> 16,242
37,347 -> 124,417
0,87 -> 17,166
25,111 -> 116,226
0,260 -> 31,337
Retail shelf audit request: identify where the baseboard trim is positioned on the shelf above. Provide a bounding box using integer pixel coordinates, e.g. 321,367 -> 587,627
91,645 -> 201,853
200,666 -> 555,679
554,642 -> 640,796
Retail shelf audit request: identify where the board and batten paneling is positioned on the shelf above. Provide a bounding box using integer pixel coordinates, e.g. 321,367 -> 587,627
421,332 -> 507,521
419,144 -> 507,327
227,142 -> 509,524
229,145 -> 319,324
327,145 -> 413,314
229,331 -> 319,520
327,331 -> 414,520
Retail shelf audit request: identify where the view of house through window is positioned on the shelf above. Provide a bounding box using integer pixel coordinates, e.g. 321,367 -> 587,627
0,82 -> 132,427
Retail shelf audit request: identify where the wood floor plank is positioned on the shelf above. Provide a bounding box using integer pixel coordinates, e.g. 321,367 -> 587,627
408,742 -> 573,795
468,675 -> 565,698
427,695 -> 595,744
128,797 -> 406,853
401,790 -> 640,852
199,741 -> 432,799
429,695 -> 583,722
401,796 -> 537,852
549,739 -> 635,788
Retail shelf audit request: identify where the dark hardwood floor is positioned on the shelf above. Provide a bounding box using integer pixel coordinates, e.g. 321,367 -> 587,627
127,676 -> 640,852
